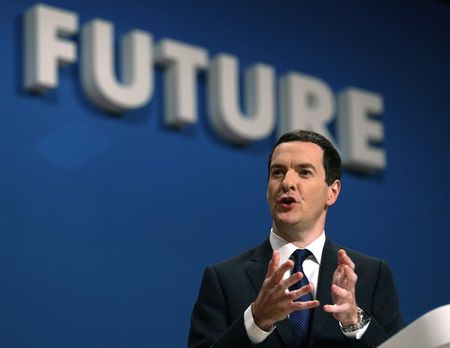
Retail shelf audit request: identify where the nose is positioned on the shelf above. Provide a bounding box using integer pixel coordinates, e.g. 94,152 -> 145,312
282,170 -> 296,192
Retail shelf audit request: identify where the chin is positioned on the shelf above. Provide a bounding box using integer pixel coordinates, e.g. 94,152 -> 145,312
277,210 -> 299,220
274,216 -> 301,227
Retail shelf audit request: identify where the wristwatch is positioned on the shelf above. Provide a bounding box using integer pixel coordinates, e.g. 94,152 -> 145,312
339,307 -> 371,333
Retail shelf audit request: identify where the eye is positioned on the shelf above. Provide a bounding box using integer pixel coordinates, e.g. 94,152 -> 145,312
270,168 -> 284,177
299,169 -> 312,177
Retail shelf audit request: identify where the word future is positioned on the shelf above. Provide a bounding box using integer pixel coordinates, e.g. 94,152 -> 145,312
23,3 -> 386,172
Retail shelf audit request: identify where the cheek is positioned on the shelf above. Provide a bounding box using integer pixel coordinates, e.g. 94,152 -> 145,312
266,187 -> 273,202
266,183 -> 277,202
306,185 -> 328,200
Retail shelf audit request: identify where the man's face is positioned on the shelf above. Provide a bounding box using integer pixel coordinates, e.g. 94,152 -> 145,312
267,141 -> 340,233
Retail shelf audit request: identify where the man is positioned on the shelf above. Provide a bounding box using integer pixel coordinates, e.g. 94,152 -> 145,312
188,130 -> 403,348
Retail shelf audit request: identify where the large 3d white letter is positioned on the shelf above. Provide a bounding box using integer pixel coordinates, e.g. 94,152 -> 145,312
208,54 -> 275,144
155,39 -> 208,127
24,4 -> 78,92
278,72 -> 336,145
338,88 -> 385,172
81,20 -> 153,114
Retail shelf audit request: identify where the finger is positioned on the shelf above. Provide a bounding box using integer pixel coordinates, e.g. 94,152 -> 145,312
268,259 -> 294,285
266,250 -> 280,278
338,249 -> 349,266
292,300 -> 320,311
343,265 -> 357,285
343,253 -> 355,270
331,283 -> 349,299
338,249 -> 355,270
334,265 -> 357,291
323,303 -> 351,313
289,283 -> 314,300
282,271 -> 303,290
333,266 -> 344,282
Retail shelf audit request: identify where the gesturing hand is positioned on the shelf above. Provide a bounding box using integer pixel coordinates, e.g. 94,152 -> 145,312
251,250 -> 320,331
323,249 -> 359,326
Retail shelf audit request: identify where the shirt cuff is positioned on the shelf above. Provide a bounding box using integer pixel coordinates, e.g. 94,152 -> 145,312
244,305 -> 275,344
341,320 -> 370,339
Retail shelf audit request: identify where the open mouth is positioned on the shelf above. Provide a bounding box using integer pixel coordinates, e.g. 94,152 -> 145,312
278,196 -> 297,206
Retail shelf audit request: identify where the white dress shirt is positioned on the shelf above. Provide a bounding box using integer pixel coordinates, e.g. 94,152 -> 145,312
244,230 -> 369,343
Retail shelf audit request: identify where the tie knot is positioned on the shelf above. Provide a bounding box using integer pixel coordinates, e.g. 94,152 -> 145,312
291,248 -> 311,266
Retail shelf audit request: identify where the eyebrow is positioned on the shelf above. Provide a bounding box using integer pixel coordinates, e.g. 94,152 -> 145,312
270,162 -> 317,172
297,163 -> 317,172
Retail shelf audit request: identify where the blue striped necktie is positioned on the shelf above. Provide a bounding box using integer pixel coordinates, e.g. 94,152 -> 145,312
289,248 -> 313,347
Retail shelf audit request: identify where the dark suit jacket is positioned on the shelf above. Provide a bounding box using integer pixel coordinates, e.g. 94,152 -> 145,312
188,237 -> 404,348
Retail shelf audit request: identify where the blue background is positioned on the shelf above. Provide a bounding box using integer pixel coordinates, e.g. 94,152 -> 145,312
1,0 -> 450,347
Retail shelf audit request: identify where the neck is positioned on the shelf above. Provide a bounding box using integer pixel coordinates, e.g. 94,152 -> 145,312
272,222 -> 324,248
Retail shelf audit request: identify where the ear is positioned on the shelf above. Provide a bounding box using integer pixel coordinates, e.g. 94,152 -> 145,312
326,179 -> 341,207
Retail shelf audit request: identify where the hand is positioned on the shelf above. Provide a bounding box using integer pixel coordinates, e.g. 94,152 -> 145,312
323,249 -> 359,326
251,250 -> 320,331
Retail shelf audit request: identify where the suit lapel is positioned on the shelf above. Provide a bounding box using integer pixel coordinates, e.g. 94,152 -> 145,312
245,239 -> 272,292
309,237 -> 339,342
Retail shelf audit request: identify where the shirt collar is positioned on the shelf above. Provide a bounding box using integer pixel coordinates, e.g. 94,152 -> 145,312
269,229 -> 326,266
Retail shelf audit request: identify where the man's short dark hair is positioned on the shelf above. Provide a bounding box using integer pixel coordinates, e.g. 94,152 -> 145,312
267,129 -> 342,185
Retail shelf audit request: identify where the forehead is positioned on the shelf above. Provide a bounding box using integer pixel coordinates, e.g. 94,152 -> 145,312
271,141 -> 324,166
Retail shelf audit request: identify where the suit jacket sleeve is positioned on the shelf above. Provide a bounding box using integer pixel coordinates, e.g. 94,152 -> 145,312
310,241 -> 404,348
358,259 -> 404,347
188,265 -> 253,348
